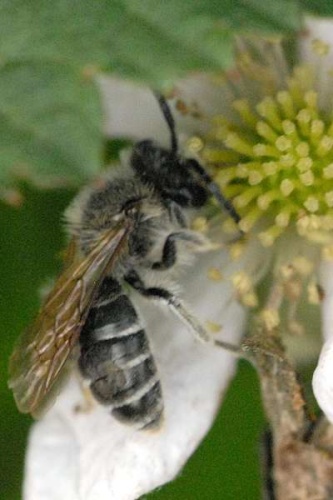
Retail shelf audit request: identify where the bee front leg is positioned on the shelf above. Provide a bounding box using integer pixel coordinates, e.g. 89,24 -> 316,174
152,231 -> 208,270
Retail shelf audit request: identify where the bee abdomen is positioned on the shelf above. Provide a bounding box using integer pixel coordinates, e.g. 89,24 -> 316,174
79,276 -> 163,429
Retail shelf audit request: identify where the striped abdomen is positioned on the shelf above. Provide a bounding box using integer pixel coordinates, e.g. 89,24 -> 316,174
79,276 -> 163,429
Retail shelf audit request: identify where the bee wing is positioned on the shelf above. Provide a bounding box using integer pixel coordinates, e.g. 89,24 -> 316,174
8,222 -> 131,416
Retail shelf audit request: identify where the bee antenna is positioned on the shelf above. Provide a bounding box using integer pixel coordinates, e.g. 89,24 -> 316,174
154,92 -> 179,155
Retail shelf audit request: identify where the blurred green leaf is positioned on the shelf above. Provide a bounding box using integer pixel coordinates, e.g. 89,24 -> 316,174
0,0 -> 301,193
0,62 -> 102,193
300,0 -> 333,16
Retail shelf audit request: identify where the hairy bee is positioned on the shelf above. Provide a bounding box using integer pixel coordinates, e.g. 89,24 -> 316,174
9,94 -> 240,429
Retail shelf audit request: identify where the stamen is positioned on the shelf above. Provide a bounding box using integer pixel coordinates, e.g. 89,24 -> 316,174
233,99 -> 257,127
280,179 -> 294,196
256,97 -> 282,131
325,191 -> 333,208
317,136 -> 333,156
276,91 -> 295,119
299,171 -> 314,186
323,163 -> 333,179
304,197 -> 319,213
295,143 -> 310,158
296,157 -> 312,173
225,133 -> 254,156
256,121 -> 278,143
200,63 -> 333,249
258,226 -> 284,247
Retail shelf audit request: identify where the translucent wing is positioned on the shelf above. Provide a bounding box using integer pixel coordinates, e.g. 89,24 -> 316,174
8,222 -> 131,416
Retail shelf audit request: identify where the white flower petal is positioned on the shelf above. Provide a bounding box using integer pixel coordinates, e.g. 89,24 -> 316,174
300,16 -> 333,64
25,249 -> 246,500
312,260 -> 333,423
99,74 -> 230,149
298,16 -> 333,107
313,338 -> 333,424
319,259 -> 333,342
98,76 -> 170,145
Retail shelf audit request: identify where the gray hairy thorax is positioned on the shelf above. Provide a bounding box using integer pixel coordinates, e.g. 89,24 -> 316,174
67,171 -> 180,263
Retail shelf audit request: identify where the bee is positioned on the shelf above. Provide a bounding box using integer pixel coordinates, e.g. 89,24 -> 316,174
9,93 -> 240,430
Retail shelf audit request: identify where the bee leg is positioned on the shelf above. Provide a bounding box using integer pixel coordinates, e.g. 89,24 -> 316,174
167,200 -> 187,227
151,233 -> 178,270
125,270 -> 243,355
152,231 -> 207,270
124,269 -> 210,342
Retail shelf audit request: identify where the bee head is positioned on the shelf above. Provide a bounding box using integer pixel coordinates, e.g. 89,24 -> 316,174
129,93 -> 241,222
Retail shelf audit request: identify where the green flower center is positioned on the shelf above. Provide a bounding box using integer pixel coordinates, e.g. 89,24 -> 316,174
201,66 -> 333,246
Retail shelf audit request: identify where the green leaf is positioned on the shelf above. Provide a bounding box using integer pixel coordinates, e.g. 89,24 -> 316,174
0,0 -> 301,193
300,0 -> 333,16
0,61 -> 102,192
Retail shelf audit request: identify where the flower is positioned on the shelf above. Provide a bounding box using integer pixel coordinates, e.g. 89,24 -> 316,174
24,15 -> 333,500
23,81 -> 247,499
183,17 -> 333,423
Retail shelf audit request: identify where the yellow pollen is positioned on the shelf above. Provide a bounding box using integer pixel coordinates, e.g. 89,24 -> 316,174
229,241 -> 246,260
208,268 -> 223,281
282,120 -> 296,136
191,216 -> 209,233
296,157 -> 312,173
317,136 -> 333,156
325,191 -> 333,208
312,39 -> 330,57
295,142 -> 309,158
300,170 -> 314,186
262,162 -> 278,176
322,245 -> 333,260
324,163 -> 333,179
307,283 -> 321,304
297,215 -> 321,232
275,136 -> 292,152
248,171 -> 263,186
280,153 -> 295,168
242,292 -> 258,307
275,210 -> 291,227
231,271 -> 253,295
293,256 -> 314,276
304,196 -> 319,212
260,308 -> 280,331
280,179 -> 294,196
206,321 -> 222,334
187,136 -> 204,153
236,164 -> 250,178
258,225 -> 283,247
257,190 -> 279,210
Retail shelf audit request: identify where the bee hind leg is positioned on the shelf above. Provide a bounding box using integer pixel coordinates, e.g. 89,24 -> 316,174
124,269 -> 210,342
125,269 -> 244,356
